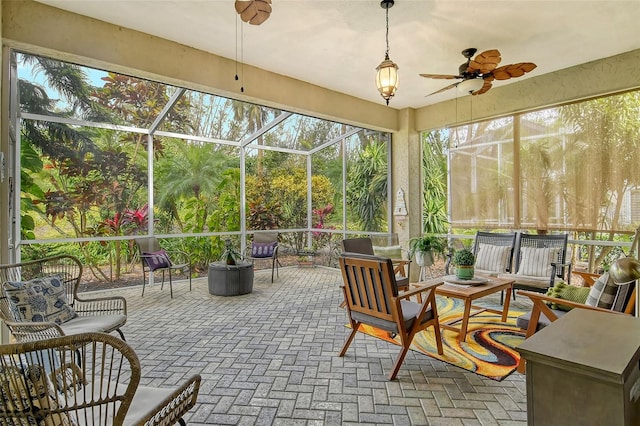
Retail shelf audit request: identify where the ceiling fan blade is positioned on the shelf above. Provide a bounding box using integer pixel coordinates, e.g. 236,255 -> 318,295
472,79 -> 493,95
426,82 -> 459,97
419,73 -> 461,80
235,0 -> 272,25
467,49 -> 501,74
492,62 -> 537,80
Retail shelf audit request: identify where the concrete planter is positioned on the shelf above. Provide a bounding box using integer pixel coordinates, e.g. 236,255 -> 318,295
208,262 -> 254,296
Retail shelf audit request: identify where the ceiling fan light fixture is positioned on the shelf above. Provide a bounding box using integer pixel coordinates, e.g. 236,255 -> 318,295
457,78 -> 484,95
375,0 -> 398,106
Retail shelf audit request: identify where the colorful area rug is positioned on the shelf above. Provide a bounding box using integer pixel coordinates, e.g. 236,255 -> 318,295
351,297 -> 525,381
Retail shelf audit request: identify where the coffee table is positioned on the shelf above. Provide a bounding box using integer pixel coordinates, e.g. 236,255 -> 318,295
413,275 -> 515,342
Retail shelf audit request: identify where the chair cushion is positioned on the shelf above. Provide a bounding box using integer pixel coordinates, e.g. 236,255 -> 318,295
251,241 -> 277,258
3,276 -> 77,324
351,299 -> 434,334
517,247 -> 561,277
0,364 -> 73,426
475,244 -> 511,273
143,249 -> 171,271
59,314 -> 127,335
585,273 -> 618,310
372,245 -> 403,259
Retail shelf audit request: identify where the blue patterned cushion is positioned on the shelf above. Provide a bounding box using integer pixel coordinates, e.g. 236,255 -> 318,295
143,249 -> 171,271
2,276 -> 77,324
251,241 -> 277,258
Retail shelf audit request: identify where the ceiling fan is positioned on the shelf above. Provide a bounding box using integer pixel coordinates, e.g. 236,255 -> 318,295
420,48 -> 537,96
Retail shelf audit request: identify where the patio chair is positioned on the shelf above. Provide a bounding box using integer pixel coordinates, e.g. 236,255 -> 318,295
0,255 -> 127,342
515,273 -> 636,373
497,232 -> 571,300
338,253 -> 443,380
134,237 -> 192,298
342,237 -> 409,291
472,231 -> 517,303
245,231 -> 280,283
0,332 -> 201,426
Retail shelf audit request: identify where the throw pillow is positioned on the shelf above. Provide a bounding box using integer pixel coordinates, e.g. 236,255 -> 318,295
251,241 -> 277,258
0,364 -> 73,426
3,276 -> 77,324
475,244 -> 511,272
143,249 -> 171,271
544,281 -> 590,311
372,245 -> 403,259
517,247 -> 561,277
585,273 -> 619,310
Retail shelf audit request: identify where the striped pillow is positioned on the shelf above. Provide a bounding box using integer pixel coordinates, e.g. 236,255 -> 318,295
517,247 -> 561,277
475,244 -> 511,273
585,273 -> 618,310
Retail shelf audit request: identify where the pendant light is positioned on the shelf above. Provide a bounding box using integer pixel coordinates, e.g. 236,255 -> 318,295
375,0 -> 399,105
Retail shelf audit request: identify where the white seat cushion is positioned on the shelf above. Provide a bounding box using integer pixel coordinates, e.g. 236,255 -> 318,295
59,314 -> 127,335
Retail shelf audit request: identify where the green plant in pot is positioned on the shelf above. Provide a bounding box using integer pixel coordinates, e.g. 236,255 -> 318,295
452,248 -> 475,279
408,235 -> 447,267
221,239 -> 241,265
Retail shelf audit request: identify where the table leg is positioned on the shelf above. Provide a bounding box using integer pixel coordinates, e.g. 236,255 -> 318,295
501,285 -> 513,322
458,299 -> 473,342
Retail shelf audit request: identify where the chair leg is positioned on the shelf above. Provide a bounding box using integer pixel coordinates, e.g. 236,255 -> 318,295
339,323 -> 360,357
116,328 -> 126,341
432,325 -> 444,355
389,344 -> 411,380
168,269 -> 173,299
142,270 -> 147,297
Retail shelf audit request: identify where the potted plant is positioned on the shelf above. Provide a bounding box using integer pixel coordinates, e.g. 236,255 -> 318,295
209,239 -> 254,296
452,248 -> 475,279
408,235 -> 447,267
221,238 -> 241,265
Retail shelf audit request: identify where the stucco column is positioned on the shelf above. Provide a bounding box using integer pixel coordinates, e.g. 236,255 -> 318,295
391,108 -> 422,281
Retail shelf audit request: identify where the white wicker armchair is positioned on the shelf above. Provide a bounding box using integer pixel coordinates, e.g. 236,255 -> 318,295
0,332 -> 201,425
0,255 -> 127,342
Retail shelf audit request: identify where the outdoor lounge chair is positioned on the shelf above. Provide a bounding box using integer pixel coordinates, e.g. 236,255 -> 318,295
338,253 -> 443,380
0,332 -> 201,425
245,231 -> 280,283
497,233 -> 571,300
0,255 -> 127,342
342,237 -> 410,291
471,231 -> 517,303
135,237 -> 192,298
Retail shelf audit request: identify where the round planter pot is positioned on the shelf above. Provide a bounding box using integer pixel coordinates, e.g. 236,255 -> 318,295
415,251 -> 434,267
455,265 -> 475,280
208,261 -> 254,296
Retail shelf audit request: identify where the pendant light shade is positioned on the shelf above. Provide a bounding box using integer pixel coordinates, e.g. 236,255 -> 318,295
375,0 -> 398,105
376,56 -> 399,105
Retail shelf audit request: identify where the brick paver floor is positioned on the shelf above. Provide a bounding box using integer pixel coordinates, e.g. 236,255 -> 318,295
100,266 -> 531,425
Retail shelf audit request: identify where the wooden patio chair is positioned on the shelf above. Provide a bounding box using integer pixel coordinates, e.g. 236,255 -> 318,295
245,231 -> 280,283
497,233 -> 571,300
0,255 -> 127,342
134,237 -> 192,298
338,253 -> 443,380
0,332 -> 201,425
342,237 -> 410,291
515,273 -> 636,373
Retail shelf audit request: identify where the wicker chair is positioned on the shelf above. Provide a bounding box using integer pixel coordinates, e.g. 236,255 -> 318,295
0,255 -> 127,342
0,332 -> 201,425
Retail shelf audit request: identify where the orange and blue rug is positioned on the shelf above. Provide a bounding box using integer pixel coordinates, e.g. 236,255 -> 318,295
350,296 -> 525,381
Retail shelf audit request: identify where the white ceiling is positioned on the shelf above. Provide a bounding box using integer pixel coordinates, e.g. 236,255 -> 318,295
36,0 -> 640,110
